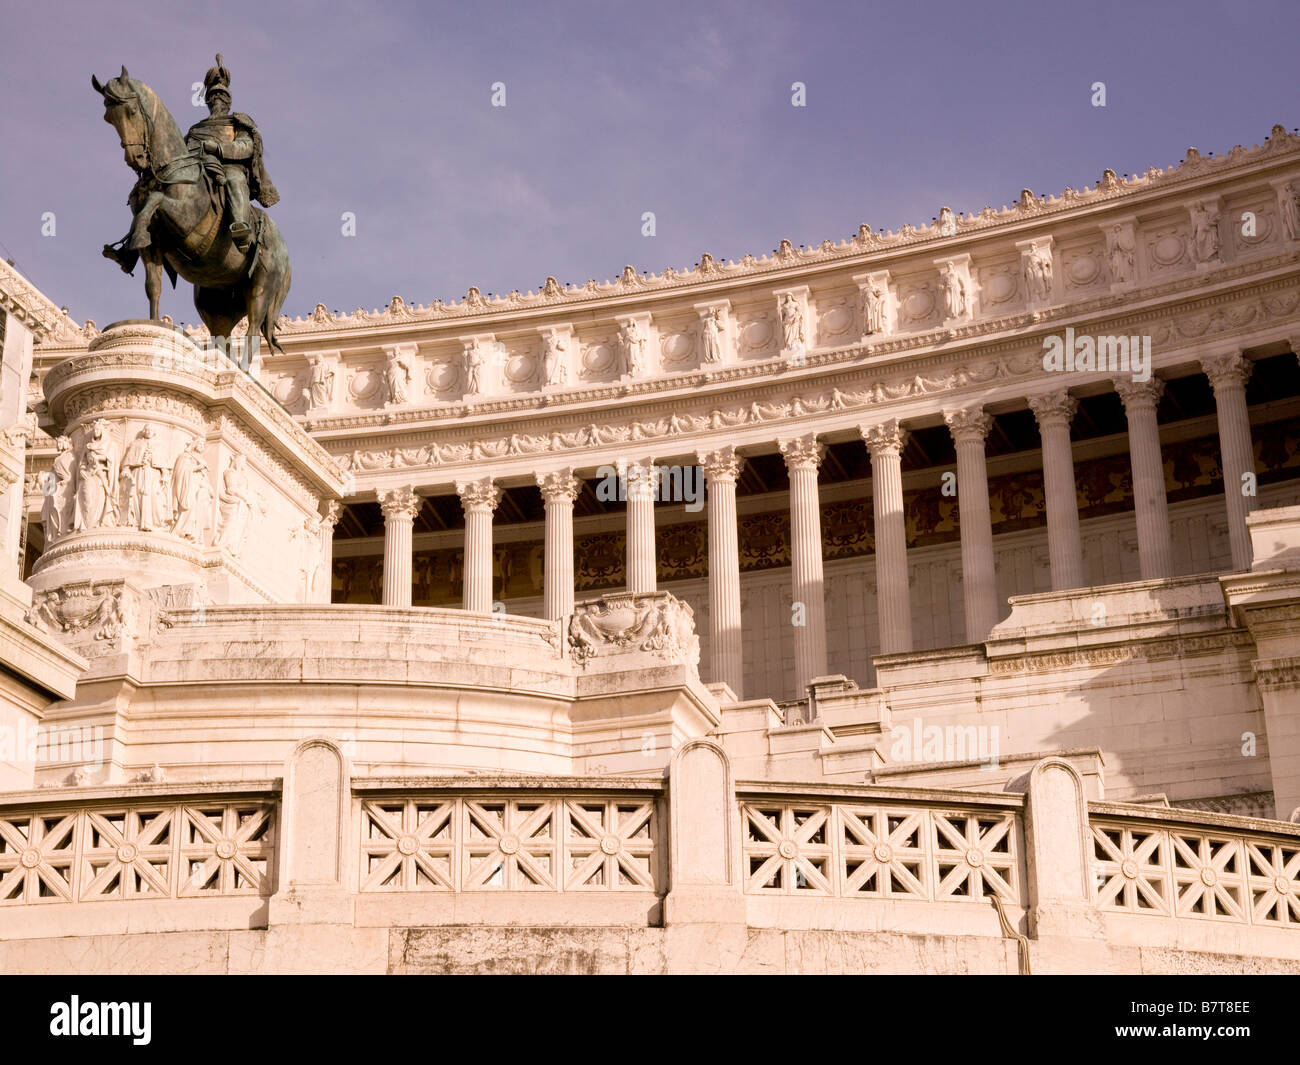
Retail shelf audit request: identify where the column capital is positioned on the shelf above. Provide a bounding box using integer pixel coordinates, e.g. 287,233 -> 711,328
377,485 -> 421,523
619,459 -> 660,501
1027,389 -> 1079,427
1200,351 -> 1253,393
777,434 -> 824,472
455,477 -> 501,513
536,468 -> 581,505
320,499 -> 343,529
861,419 -> 908,458
1113,376 -> 1164,412
698,446 -> 744,483
942,406 -> 994,444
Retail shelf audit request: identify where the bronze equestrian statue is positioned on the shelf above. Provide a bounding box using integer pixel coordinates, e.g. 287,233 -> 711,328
93,57 -> 291,358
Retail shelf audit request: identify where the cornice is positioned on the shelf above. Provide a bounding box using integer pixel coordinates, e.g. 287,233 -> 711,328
0,259 -> 63,342
293,251 -> 1300,448
315,264 -> 1300,485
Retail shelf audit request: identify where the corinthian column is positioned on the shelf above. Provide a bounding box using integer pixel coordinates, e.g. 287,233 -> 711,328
1202,352 -> 1257,571
778,434 -> 828,694
1115,377 -> 1173,580
1028,390 -> 1086,591
698,446 -> 745,698
378,486 -> 421,607
456,477 -> 501,612
536,469 -> 581,620
862,420 -> 912,655
624,460 -> 658,594
943,407 -> 1000,642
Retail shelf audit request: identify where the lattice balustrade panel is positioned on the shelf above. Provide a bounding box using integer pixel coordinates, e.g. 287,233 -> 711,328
741,800 -> 1020,902
0,801 -> 276,905
358,794 -> 660,893
1092,819 -> 1300,927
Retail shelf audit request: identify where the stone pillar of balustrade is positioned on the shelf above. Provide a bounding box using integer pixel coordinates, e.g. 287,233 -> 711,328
378,486 -> 421,608
456,477 -> 501,613
269,737 -> 355,927
944,407 -> 1001,642
536,469 -> 581,621
862,420 -> 913,655
698,446 -> 745,699
1018,758 -> 1110,971
1202,352 -> 1257,572
1114,377 -> 1173,581
778,434 -> 829,696
624,460 -> 658,595
664,739 -> 746,969
1028,390 -> 1086,591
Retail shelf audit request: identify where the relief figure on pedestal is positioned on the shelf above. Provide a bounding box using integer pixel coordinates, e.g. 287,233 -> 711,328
464,344 -> 486,394
701,309 -> 724,364
1190,203 -> 1221,263
384,349 -> 412,406
1107,223 -> 1135,283
862,283 -> 886,335
42,436 -> 77,544
1281,181 -> 1300,242
941,263 -> 967,319
170,437 -> 213,543
619,320 -> 647,376
121,424 -> 171,532
72,420 -> 119,532
306,354 -> 335,410
779,294 -> 805,351
216,452 -> 253,554
543,330 -> 567,387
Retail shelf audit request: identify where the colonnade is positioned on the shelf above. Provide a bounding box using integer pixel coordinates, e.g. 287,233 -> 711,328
372,352 -> 1260,697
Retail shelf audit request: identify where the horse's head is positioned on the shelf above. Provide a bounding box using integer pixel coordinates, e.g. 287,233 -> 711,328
91,66 -> 154,173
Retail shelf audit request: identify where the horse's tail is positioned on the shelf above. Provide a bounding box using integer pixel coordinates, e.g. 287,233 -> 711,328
263,258 -> 291,356
258,214 -> 292,356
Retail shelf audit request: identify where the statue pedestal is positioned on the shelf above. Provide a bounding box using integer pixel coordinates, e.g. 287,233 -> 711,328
27,320 -> 346,662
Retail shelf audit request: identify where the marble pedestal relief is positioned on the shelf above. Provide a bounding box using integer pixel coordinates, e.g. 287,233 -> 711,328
26,322 -> 347,661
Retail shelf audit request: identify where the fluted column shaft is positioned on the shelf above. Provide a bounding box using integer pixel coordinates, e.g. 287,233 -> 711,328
1203,353 -> 1256,571
1115,378 -> 1173,580
537,470 -> 581,620
863,421 -> 912,655
1028,391 -> 1085,590
378,486 -> 421,607
699,447 -> 745,698
624,461 -> 658,594
944,408 -> 1000,642
779,435 -> 828,694
456,477 -> 501,612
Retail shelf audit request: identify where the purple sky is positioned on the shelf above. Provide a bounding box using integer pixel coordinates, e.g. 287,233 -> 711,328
3,0 -> 1296,328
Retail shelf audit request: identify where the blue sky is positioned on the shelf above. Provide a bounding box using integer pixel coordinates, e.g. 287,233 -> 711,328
2,0 -> 1296,326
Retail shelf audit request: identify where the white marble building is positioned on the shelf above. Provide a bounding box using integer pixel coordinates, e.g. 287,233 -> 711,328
2,127 -> 1300,972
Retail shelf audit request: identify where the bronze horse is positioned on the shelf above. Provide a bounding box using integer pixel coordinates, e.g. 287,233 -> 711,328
92,67 -> 291,355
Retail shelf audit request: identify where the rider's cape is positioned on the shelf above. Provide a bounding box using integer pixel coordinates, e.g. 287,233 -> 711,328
232,112 -> 280,208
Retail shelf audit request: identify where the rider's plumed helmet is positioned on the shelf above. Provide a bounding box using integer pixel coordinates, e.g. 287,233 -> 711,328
203,54 -> 232,106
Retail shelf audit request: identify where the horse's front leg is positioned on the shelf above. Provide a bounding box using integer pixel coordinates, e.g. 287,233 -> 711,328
143,248 -> 163,320
128,190 -> 165,250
